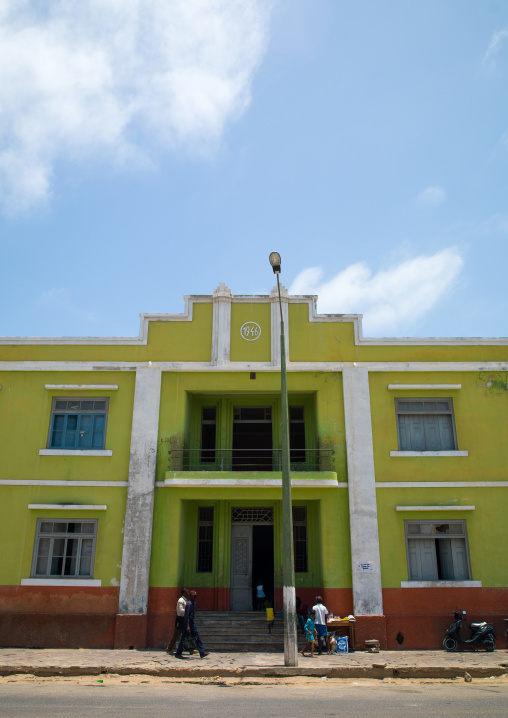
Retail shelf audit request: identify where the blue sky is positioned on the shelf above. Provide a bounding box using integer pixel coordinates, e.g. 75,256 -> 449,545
1,0 -> 508,339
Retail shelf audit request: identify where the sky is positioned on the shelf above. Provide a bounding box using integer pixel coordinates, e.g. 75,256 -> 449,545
1,0 -> 508,339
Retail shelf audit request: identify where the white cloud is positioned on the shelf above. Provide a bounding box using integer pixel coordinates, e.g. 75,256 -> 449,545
414,185 -> 446,208
0,0 -> 272,213
482,28 -> 508,71
289,248 -> 464,335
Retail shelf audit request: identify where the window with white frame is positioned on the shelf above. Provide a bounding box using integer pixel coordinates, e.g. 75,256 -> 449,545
405,520 -> 471,581
395,399 -> 457,451
31,519 -> 98,578
48,398 -> 109,450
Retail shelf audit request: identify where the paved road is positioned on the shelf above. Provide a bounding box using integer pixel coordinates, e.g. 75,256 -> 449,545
1,679 -> 508,717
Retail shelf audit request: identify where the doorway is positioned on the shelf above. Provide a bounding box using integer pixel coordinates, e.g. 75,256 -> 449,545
232,407 -> 272,470
230,507 -> 274,611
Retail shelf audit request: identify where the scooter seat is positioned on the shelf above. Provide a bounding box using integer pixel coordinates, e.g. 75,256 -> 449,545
469,622 -> 487,629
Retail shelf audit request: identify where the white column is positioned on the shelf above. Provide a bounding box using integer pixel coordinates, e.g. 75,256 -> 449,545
270,284 -> 289,365
211,283 -> 232,366
118,365 -> 162,614
343,367 -> 383,615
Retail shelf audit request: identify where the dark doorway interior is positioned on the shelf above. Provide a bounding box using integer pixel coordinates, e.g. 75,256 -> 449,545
232,407 -> 273,470
252,525 -> 274,608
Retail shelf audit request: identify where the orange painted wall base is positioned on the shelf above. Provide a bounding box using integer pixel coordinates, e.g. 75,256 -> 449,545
114,614 -> 148,650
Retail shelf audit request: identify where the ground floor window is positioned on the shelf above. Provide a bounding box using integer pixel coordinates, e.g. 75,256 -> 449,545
31,519 -> 97,578
405,520 -> 471,581
292,506 -> 308,573
197,507 -> 214,572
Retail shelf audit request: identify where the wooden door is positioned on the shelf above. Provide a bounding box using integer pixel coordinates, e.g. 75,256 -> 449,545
230,524 -> 252,611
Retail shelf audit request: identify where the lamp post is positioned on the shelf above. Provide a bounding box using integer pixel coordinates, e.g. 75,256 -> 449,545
269,251 -> 298,666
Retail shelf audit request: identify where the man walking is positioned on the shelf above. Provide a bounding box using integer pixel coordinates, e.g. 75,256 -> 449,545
312,595 -> 330,655
166,588 -> 189,654
175,590 -> 210,659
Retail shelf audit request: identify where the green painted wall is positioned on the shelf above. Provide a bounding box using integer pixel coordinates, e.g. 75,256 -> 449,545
369,371 -> 508,482
150,488 -> 352,590
0,485 -> 125,585
377,487 -> 508,588
230,302 -> 271,362
0,371 -> 135,481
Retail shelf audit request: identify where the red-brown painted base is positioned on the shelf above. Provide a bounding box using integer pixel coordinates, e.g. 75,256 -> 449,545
0,613 -> 116,648
354,615 -> 387,650
114,614 -> 148,650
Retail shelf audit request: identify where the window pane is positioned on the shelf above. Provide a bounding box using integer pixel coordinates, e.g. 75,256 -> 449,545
64,415 -> 78,448
81,401 -> 93,411
94,401 -> 106,411
79,539 -> 93,576
81,523 -> 95,534
91,415 -> 105,449
410,402 -> 424,412
35,538 -> 51,575
40,522 -> 53,533
64,539 -> 78,576
53,523 -> 68,533
78,415 -> 92,449
68,401 -> 81,411
55,401 -> 68,410
50,538 -> 65,575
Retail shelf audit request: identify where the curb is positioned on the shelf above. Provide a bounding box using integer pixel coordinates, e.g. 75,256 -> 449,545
1,665 -> 507,679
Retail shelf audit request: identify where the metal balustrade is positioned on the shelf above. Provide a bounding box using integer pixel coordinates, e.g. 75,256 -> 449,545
168,448 -> 334,472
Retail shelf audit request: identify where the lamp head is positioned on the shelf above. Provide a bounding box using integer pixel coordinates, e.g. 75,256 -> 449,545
269,251 -> 281,274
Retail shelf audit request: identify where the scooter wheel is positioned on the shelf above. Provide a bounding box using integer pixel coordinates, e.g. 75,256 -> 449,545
443,636 -> 458,652
483,638 -> 495,652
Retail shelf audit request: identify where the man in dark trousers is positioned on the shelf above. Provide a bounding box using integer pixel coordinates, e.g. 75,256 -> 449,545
174,590 -> 210,659
166,588 -> 189,654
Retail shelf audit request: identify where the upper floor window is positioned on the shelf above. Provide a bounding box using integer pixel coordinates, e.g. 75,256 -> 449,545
48,398 -> 109,450
395,398 -> 457,451
31,519 -> 97,578
405,520 -> 471,581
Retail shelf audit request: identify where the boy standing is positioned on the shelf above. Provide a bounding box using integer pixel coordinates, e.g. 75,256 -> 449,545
300,609 -> 317,657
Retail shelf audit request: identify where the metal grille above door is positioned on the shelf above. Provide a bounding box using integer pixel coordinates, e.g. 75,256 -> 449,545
231,507 -> 273,524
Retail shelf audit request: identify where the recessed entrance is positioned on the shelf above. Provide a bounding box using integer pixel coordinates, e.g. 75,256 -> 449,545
232,407 -> 272,471
230,507 -> 274,611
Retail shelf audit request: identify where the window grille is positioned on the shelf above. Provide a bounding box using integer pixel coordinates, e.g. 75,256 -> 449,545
231,507 -> 273,524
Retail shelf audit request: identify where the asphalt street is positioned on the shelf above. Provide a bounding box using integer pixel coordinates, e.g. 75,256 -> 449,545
1,678 -> 508,718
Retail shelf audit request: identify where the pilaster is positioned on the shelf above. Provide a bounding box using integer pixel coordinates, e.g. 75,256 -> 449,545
117,365 -> 162,621
211,283 -> 232,366
343,367 -> 383,616
270,284 -> 289,365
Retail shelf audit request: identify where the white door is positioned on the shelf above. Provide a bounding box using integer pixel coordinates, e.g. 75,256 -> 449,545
230,524 -> 252,611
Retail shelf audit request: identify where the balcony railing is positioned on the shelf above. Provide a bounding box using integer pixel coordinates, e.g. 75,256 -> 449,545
168,448 -> 334,472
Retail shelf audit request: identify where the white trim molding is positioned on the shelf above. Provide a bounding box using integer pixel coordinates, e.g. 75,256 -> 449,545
28,504 -> 107,510
377,481 -> 508,488
390,450 -> 468,457
387,384 -> 461,390
395,505 -> 475,511
400,580 -> 482,588
158,478 -> 343,488
0,480 -> 127,487
39,449 -> 113,457
45,384 -> 119,390
21,578 -> 102,587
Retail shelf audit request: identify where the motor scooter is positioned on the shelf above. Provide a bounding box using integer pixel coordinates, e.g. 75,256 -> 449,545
443,610 -> 495,652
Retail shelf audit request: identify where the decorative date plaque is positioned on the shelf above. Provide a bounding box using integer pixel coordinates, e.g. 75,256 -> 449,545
240,322 -> 262,341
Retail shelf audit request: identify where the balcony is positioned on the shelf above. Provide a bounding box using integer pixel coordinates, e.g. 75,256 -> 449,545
168,448 -> 334,473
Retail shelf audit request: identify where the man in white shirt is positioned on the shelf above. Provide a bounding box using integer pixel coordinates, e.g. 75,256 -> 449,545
312,596 -> 330,655
166,588 -> 189,654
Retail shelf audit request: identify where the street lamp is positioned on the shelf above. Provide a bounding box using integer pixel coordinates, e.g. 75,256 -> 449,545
269,252 -> 298,666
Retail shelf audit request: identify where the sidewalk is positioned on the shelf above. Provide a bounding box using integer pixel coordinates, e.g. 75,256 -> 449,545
1,648 -> 508,680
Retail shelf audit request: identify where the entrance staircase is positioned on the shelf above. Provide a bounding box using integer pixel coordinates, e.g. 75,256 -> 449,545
197,611 -> 306,652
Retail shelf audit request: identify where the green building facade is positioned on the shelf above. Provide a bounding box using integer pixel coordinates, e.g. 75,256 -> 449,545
1,283 -> 507,649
